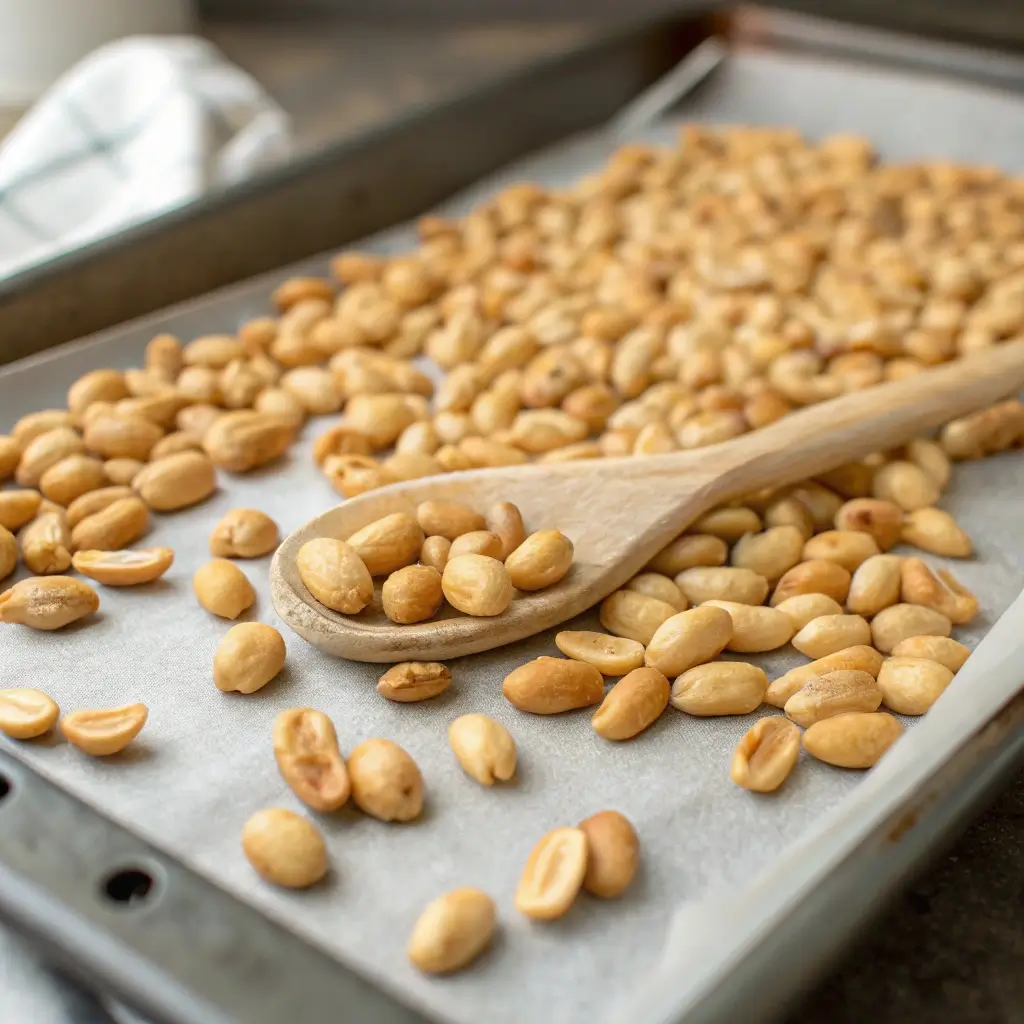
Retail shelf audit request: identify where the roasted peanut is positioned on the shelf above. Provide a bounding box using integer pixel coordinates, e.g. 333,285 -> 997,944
419,535 -> 451,572
891,635 -> 970,672
702,600 -> 794,653
648,533 -> 728,575
0,575 -> 99,630
670,661 -> 768,716
133,451 -> 217,512
448,530 -> 504,560
906,438 -> 951,488
72,547 -> 174,586
763,496 -> 814,539
273,708 -> 350,810
486,501 -> 526,561
554,630 -> 645,675
791,614 -> 872,659
448,714 -> 517,784
184,334 -> 245,369
802,530 -> 880,572
0,435 -> 21,482
203,411 -> 294,472
416,500 -> 486,540
12,410 -> 75,445
60,704 -> 148,756
765,645 -> 885,707
344,394 -> 421,449
19,512 -> 72,575
833,497 -> 904,551
296,538 -> 373,614
773,593 -> 844,632
578,810 -> 639,898
38,455 -> 106,506
870,603 -> 952,653
505,530 -> 573,590
900,558 -> 978,624
692,506 -> 761,542
675,566 -> 768,606
103,458 -> 144,486
624,572 -> 687,611
382,565 -> 444,623
592,666 -> 670,740
644,605 -> 733,676
600,589 -> 679,646
871,460 -> 940,511
208,508 -> 279,559
0,688 -> 59,739
901,507 -> 973,557
65,486 -> 133,529
377,662 -> 452,702
771,559 -> 851,605
70,496 -> 149,552
214,622 -> 286,693
241,808 -> 327,889
0,489 -> 42,531
407,889 -> 496,975
346,513 -> 423,576
515,827 -> 588,921
877,657 -> 954,715
730,717 -> 801,792
502,656 -> 604,714
281,366 -> 343,414
803,712 -> 903,768
16,427 -> 86,487
847,554 -> 904,617
347,738 -> 424,822
784,670 -> 882,727
441,554 -> 513,616
83,415 -> 162,463
193,560 -> 256,619
150,431 -> 202,460
730,526 -> 805,583
0,526 -> 16,582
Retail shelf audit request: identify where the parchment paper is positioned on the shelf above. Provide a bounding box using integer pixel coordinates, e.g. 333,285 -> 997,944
4,47 -> 1024,1024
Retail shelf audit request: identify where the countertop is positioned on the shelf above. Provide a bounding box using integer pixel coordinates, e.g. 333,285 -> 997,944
2,15 -> 1023,1024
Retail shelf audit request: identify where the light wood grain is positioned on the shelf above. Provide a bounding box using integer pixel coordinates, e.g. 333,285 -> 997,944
271,340 -> 1024,663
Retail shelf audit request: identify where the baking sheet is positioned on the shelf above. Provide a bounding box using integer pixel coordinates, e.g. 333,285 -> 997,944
4,45 -> 1024,1024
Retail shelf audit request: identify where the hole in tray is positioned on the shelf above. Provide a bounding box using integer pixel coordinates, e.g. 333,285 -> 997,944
102,867 -> 155,907
0,774 -> 10,803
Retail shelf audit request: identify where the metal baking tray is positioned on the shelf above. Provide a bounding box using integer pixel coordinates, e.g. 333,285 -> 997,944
3,9 -> 1024,1024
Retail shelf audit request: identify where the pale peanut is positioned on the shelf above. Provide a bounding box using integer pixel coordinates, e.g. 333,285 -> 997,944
872,460 -> 940,511
448,530 -> 503,560
133,451 -> 217,512
0,489 -> 42,531
60,704 -> 148,756
281,366 -> 343,414
763,495 -> 814,539
416,500 -> 486,540
670,661 -> 767,716
901,507 -> 972,557
38,454 -> 107,506
16,427 -> 86,487
377,662 -> 452,702
347,738 -> 424,821
644,605 -> 733,676
407,889 -> 496,975
624,572 -> 687,611
900,558 -> 978,624
505,530 -> 574,590
675,566 -> 768,606
344,394 -> 421,449
871,603 -> 952,653
906,438 -> 951,488
703,600 -> 794,653
554,630 -> 645,675
578,811 -> 639,898
448,713 -> 517,784
346,512 -> 423,576
296,538 -> 373,614
242,809 -> 327,889
441,554 -> 513,616
65,486 -> 133,528
834,498 -> 904,551
487,501 -> 526,560
0,526 -> 16,581
592,666 -> 669,740
254,387 -> 306,428
730,717 -> 801,793
803,711 -> 903,768
648,533 -> 728,575
502,656 -> 604,714
515,827 -> 588,921
791,614 -> 871,659
847,554 -> 904,617
70,496 -> 149,552
730,525 -> 805,583
209,509 -> 280,559
382,564 -> 443,623
774,593 -> 844,632
419,535 -> 451,572
0,576 -> 99,630
802,530 -> 880,572
0,688 -> 59,739
891,635 -> 970,672
877,657 -> 954,715
765,646 -> 885,708
784,670 -> 882,727
193,560 -> 256,620
203,411 -> 294,472
273,708 -> 350,811
214,622 -> 285,694
600,589 -> 678,646
72,547 -> 174,586
692,506 -> 761,542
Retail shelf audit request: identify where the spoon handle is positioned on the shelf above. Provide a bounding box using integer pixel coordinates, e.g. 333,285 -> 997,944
701,338 -> 1024,504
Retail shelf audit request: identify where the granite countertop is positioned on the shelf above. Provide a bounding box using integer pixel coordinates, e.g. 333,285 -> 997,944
2,15 -> 1024,1024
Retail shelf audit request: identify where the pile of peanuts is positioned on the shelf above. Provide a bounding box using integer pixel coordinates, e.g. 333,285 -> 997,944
3,122 -> 1024,976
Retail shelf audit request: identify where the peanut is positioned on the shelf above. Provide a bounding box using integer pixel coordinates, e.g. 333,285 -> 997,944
0,435 -> 21,481
675,566 -> 768,606
486,501 -> 526,560
833,497 -> 904,551
578,810 -> 639,898
791,614 -> 872,659
16,427 -> 86,487
730,525 -> 805,583
38,455 -> 107,506
906,438 -> 951,488
515,827 -> 588,921
644,605 -> 733,676
803,711 -> 903,768
877,657 -> 955,715
133,451 -> 217,511
847,554 -> 904,617
0,688 -> 59,739
441,554 -> 513,616
203,411 -> 294,472
12,410 -> 75,445
70,496 -> 149,552
184,334 -> 245,369
214,622 -> 285,694
347,738 -> 424,822
407,889 -> 496,975
891,635 -> 970,672
344,394 -> 421,449
765,646 -> 885,708
784,669 -> 882,727
554,630 -> 645,675
871,460 -> 940,511
377,662 -> 452,702
802,530 -> 880,572
504,530 -> 574,590
72,547 -> 174,586
774,593 -> 844,631
346,513 -> 423,576
382,564 -> 443,623
448,713 -> 517,785
671,660 -> 767,716
296,538 -> 373,614
900,558 -> 978,624
647,533 -> 727,575
416,500 -> 486,540
65,486 -> 134,529
419,535 -> 451,572
83,414 -> 163,462
901,507 -> 973,557
502,656 -> 604,714
149,431 -> 202,460
103,458 -> 144,486
624,572 -> 687,611
312,425 -> 372,465
448,530 -> 503,560
763,496 -> 814,539
241,808 -> 327,889
60,704 -> 147,756
702,600 -> 794,653
730,717 -> 801,792
692,506 -> 761,542
0,575 -> 99,630
281,366 -> 343,414
209,509 -> 280,559
0,526 -> 16,581
20,513 -> 72,575
871,603 -> 952,653
273,708 -> 350,810
771,559 -> 851,605
0,489 -> 42,531
193,560 -> 256,619
592,666 -> 669,740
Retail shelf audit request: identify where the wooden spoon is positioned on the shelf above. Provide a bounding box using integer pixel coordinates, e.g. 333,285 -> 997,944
271,340 -> 1024,663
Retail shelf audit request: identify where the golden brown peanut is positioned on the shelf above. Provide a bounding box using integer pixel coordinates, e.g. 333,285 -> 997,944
773,593 -> 844,632
554,630 -> 645,675
643,605 -> 733,676
771,560 -> 851,605
599,589 -> 678,646
847,554 -> 904,617
448,530 -> 504,560
145,333 -> 184,379
692,506 -> 761,542
67,369 -> 129,417
0,526 -> 16,581
0,688 -> 59,739
702,600 -> 794,653
891,635 -> 970,672
0,576 -> 99,630
871,603 -> 952,653
193,560 -> 255,620
296,538 -> 373,614
323,454 -> 393,498
765,645 -> 885,708
448,714 -> 517,784
906,438 -> 951,489
254,387 -> 306,429
578,810 -> 639,898
416,500 -> 486,540
150,431 -> 202,460
133,451 -> 218,512
420,535 -> 451,572
125,366 -> 176,397
730,717 -> 801,793
273,275 -> 334,310
347,738 -> 424,822
118,391 -> 190,429
802,530 -> 880,572
833,497 -> 904,551
648,533 -> 728,575
670,661 -> 768,716
784,670 -> 882,727
344,394 -> 421,449
900,558 -> 978,625
281,366 -> 343,414
763,495 -> 815,539
70,497 -> 149,552
877,657 -> 954,716
804,711 -> 903,768
312,425 -> 372,465
730,526 -> 805,583
203,411 -> 294,472
592,666 -> 669,740
624,572 -> 687,611
346,513 -> 423,576
939,400 -> 1024,459
60,703 -> 148,756
377,662 -> 452,702
38,455 -> 106,506
395,420 -> 441,456
16,427 -> 86,487
791,614 -> 872,659
20,513 -> 72,575
272,708 -> 350,811
486,501 -> 526,561
505,530 -> 574,591
871,460 -> 940,511
65,486 -> 134,529
382,565 -> 443,623
441,554 -> 513,616
12,410 -> 76,445
502,656 -> 604,714
72,547 -> 174,586
0,489 -> 42,531
675,566 -> 768,606
788,483 -> 844,532
407,889 -> 496,975
508,408 -> 588,453
184,334 -> 245,369
209,509 -> 279,559
515,827 -> 588,921
901,507 -> 973,557
0,435 -> 21,481
241,808 -> 327,889
82,415 -> 162,463
103,458 -> 144,486
214,622 -> 286,694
